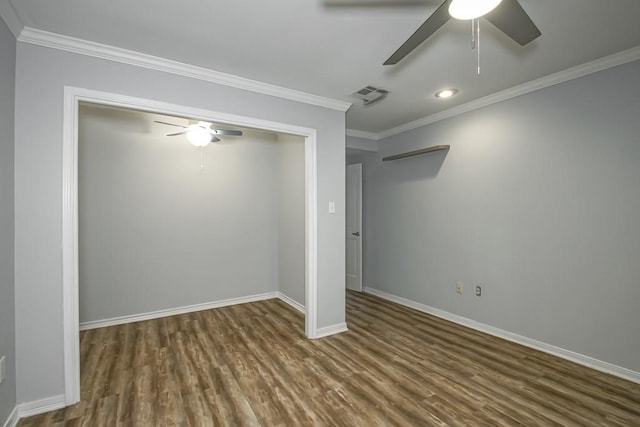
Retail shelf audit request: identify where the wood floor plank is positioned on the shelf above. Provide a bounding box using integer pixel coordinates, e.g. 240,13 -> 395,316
19,291 -> 640,426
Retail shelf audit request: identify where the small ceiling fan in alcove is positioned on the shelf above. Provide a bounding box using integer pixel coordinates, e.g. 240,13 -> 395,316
384,0 -> 541,73
155,120 -> 243,169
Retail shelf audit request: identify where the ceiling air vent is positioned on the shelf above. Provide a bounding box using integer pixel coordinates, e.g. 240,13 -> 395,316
351,85 -> 389,106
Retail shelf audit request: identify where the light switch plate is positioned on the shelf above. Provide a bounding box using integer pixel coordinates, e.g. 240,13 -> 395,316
329,201 -> 336,214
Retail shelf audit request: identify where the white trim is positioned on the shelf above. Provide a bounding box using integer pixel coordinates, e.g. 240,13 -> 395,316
12,26 -> 638,139
379,46 -> 640,139
315,323 -> 349,339
305,124 -> 319,338
9,26 -> 640,138
0,0 -> 24,38
80,293 -> 280,331
349,47 -> 640,140
63,87 -> 320,404
62,87 -> 80,405
346,129 -> 380,141
364,287 -> 640,385
10,292 -> 310,425
19,27 -> 351,112
80,291 -> 308,331
277,292 -> 306,314
16,395 -> 66,419
2,406 -> 18,427
346,135 -> 378,152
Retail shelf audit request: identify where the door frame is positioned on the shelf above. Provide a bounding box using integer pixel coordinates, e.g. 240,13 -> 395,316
346,162 -> 363,292
61,86 -> 319,404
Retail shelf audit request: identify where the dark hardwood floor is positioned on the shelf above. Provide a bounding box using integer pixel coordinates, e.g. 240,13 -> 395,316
20,291 -> 640,426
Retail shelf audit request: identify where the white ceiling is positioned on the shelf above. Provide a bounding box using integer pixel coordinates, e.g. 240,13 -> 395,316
5,0 -> 640,134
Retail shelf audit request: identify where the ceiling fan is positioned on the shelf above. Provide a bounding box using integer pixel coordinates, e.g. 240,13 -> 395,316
384,0 -> 541,65
155,120 -> 243,147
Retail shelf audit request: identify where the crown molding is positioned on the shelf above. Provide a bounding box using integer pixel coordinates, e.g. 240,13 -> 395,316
346,128 -> 380,141
0,0 -> 24,38
13,25 -> 640,135
346,135 -> 378,152
17,27 -> 352,112
374,45 -> 640,140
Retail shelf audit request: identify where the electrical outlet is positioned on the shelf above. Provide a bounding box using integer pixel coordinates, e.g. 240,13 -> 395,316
476,286 -> 482,297
0,355 -> 5,384
456,282 -> 464,294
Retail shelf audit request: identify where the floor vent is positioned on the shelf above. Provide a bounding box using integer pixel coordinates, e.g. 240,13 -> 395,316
351,85 -> 390,105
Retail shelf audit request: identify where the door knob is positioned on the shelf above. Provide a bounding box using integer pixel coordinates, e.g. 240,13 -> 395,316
351,232 -> 360,236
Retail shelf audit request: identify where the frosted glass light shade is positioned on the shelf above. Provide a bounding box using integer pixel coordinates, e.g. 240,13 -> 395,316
186,125 -> 211,147
435,88 -> 458,98
449,0 -> 503,20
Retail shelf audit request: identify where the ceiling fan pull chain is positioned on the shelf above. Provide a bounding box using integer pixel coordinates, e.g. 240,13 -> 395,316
200,147 -> 205,170
471,19 -> 476,49
477,18 -> 481,75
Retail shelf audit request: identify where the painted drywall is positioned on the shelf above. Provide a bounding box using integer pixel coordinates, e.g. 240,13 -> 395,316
355,59 -> 640,373
277,134 -> 306,306
14,42 -> 345,404
79,105 -> 285,322
0,17 -> 16,425
346,148 -> 376,165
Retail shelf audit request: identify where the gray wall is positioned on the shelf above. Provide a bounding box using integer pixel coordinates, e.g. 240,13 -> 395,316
355,59 -> 640,373
278,134 -> 306,306
79,105 -> 288,322
14,42 -> 346,404
0,17 -> 16,425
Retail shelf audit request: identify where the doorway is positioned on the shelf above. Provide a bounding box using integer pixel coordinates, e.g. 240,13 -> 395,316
346,163 -> 362,291
62,87 -> 319,404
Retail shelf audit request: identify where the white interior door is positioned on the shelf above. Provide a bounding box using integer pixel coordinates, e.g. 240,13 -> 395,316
346,163 -> 362,291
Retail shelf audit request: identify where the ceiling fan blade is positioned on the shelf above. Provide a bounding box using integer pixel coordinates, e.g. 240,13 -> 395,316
383,0 -> 452,65
211,136 -> 221,142
484,0 -> 541,46
212,129 -> 243,136
155,120 -> 186,128
166,131 -> 187,136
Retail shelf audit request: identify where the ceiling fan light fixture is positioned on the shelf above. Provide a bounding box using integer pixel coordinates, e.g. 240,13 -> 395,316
186,124 -> 212,147
435,88 -> 458,99
448,0 -> 503,20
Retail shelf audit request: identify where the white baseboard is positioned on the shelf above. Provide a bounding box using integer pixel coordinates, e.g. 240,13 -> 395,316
80,292 -> 280,330
364,287 -> 640,385
2,406 -> 19,427
315,322 -> 349,339
15,292 -> 313,424
277,292 -> 305,314
16,394 -> 66,420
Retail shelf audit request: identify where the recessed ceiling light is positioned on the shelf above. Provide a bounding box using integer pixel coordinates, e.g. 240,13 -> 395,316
434,89 -> 458,99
